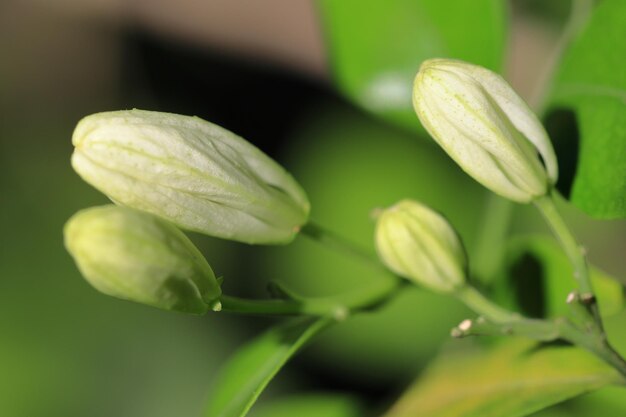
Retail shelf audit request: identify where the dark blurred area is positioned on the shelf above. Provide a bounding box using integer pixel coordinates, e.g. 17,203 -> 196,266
1,1 -> 625,416
120,31 -> 329,154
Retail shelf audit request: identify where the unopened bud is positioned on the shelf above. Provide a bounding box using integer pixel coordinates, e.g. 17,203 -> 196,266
71,109 -> 310,244
413,59 -> 558,203
64,205 -> 222,314
375,199 -> 466,293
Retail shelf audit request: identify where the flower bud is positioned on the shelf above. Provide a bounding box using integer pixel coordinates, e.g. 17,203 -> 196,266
64,205 -> 222,314
71,109 -> 310,244
413,58 -> 558,203
375,199 -> 466,293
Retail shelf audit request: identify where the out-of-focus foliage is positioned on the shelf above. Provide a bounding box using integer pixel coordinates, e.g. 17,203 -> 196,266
250,393 -> 363,417
206,318 -> 330,417
3,0 -> 626,416
530,312 -> 626,416
493,235 -> 623,319
384,338 -> 622,417
0,123 -> 240,417
318,0 -> 507,133
547,0 -> 626,218
531,386 -> 626,417
259,103 -> 482,379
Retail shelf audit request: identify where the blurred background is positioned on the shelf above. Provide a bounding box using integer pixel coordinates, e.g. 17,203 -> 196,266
1,1 -> 624,416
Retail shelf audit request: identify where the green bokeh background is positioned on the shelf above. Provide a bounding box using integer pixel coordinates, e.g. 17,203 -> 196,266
1,1 -> 625,416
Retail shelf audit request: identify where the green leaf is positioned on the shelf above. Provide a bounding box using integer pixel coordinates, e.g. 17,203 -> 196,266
318,0 -> 507,133
531,312 -> 626,416
205,318 -> 332,417
249,393 -> 363,417
555,386 -> 626,416
259,103 -> 479,381
547,0 -> 626,218
497,236 -> 623,319
383,339 -> 622,417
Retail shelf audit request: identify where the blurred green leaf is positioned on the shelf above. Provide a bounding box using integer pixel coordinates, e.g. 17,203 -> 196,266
206,318 -> 331,417
561,386 -> 626,416
530,384 -> 626,417
531,311 -> 626,417
250,393 -> 363,417
547,0 -> 626,218
318,0 -> 507,132
261,103 -> 480,380
384,339 -> 622,417
0,122 -> 240,417
495,236 -> 623,319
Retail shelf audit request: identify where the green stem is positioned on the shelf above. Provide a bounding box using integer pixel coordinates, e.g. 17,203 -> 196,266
220,221 -> 403,318
454,315 -> 626,378
220,296 -> 304,316
530,0 -> 594,111
455,285 -> 520,323
532,191 -> 626,376
453,316 -> 560,341
558,320 -> 626,378
220,275 -> 403,319
533,192 -> 603,331
566,290 -> 602,334
534,193 -> 592,294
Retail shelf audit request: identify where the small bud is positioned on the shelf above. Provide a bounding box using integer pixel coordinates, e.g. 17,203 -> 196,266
64,205 -> 222,314
450,327 -> 464,338
375,199 -> 467,293
71,109 -> 310,244
566,291 -> 578,304
413,59 -> 558,203
580,292 -> 596,305
451,319 -> 474,338
458,319 -> 473,332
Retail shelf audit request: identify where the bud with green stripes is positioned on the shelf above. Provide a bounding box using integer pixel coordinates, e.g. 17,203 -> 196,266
375,199 -> 467,293
413,58 -> 558,203
71,109 -> 310,244
64,205 -> 222,314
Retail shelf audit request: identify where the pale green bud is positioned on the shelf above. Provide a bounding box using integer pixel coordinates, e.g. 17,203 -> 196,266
413,59 -> 558,203
375,199 -> 466,293
71,109 -> 310,244
64,205 -> 222,314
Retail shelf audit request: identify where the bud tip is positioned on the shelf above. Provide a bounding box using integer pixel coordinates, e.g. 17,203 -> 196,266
210,300 -> 223,312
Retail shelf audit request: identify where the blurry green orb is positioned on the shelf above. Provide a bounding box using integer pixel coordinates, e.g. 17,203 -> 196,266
259,103 -> 485,379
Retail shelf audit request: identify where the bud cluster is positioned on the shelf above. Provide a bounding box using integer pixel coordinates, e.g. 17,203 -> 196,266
66,109 -> 310,312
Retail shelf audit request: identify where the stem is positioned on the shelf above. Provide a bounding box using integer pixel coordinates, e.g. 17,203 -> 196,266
455,285 -> 520,323
472,195 -> 514,284
453,316 -> 560,341
558,320 -> 626,378
219,221 -> 404,318
532,191 -> 626,376
533,192 -> 602,330
566,290 -> 602,334
534,193 -> 591,293
529,0 -> 594,111
220,296 -> 303,316
454,315 -> 626,378
220,275 -> 403,319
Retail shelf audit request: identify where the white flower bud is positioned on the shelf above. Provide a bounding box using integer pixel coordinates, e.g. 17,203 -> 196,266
375,200 -> 466,293
71,109 -> 310,244
413,59 -> 558,203
64,205 -> 222,314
